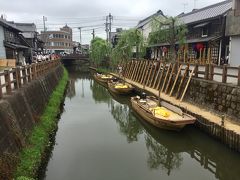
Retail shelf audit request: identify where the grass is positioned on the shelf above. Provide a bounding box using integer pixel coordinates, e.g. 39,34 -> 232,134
14,67 -> 69,180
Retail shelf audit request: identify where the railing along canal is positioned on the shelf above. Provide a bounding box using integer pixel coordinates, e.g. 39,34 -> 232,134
0,59 -> 60,99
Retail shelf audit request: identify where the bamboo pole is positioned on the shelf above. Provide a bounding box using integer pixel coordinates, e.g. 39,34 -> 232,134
170,64 -> 182,96
180,66 -> 196,101
161,63 -> 172,92
152,62 -> 162,89
165,63 -> 176,94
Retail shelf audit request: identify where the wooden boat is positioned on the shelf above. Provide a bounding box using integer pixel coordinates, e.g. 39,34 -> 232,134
131,96 -> 196,131
93,73 -> 114,87
107,80 -> 134,95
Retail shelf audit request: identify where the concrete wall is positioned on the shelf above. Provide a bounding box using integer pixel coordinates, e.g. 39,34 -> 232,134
229,36 -> 240,66
0,65 -> 64,178
0,25 -> 6,59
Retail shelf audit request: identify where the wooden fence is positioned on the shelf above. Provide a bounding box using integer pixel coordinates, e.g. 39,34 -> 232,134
123,60 -> 240,86
121,59 -> 240,152
0,59 -> 60,99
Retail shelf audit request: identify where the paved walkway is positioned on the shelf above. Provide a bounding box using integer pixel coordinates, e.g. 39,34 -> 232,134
111,73 -> 240,135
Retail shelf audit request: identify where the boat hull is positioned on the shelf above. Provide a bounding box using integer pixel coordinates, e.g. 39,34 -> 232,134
108,82 -> 134,95
93,74 -> 112,87
131,98 -> 195,131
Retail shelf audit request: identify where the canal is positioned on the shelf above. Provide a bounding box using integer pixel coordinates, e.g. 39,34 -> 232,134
42,65 -> 240,180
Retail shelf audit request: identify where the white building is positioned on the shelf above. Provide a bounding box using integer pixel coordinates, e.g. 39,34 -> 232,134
136,10 -> 166,42
226,0 -> 240,66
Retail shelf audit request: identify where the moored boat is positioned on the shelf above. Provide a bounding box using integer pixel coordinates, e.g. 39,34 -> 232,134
131,95 -> 196,131
93,73 -> 114,87
108,80 -> 134,95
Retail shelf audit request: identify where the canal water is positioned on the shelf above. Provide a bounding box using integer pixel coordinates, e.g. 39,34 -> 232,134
42,65 -> 240,180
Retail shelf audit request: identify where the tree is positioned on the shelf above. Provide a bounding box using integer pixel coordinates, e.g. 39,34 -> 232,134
90,37 -> 111,67
111,28 -> 146,66
148,16 -> 187,61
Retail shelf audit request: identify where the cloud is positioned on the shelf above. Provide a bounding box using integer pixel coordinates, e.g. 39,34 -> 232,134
0,0 -> 222,43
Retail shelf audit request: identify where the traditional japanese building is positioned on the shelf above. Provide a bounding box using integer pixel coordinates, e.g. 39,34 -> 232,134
0,18 -> 31,65
148,0 -> 233,65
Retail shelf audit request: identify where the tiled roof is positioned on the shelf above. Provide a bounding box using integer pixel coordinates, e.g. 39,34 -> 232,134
136,10 -> 165,28
178,0 -> 232,24
0,19 -> 22,32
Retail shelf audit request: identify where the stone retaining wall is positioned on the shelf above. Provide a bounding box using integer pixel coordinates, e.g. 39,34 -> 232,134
0,65 -> 63,169
185,78 -> 240,121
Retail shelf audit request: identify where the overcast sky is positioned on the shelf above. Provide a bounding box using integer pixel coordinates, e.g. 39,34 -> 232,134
0,0 -> 222,44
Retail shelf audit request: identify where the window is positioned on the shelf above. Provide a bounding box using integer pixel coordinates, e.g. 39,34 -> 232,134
202,26 -> 208,37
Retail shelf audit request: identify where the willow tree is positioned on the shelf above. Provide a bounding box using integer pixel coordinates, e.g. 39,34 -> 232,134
111,28 -> 145,66
90,37 -> 111,67
148,16 -> 187,61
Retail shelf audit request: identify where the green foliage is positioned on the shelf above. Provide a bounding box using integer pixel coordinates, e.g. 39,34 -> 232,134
15,67 -> 69,179
90,37 -> 111,67
111,28 -> 146,65
148,16 -> 188,60
148,16 -> 187,46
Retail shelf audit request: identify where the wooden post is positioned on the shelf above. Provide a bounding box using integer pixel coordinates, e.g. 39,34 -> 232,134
180,66 -> 196,101
165,63 -> 176,94
131,61 -> 138,80
133,61 -> 141,81
152,62 -> 162,89
204,64 -> 209,80
16,67 -> 22,88
32,64 -> 37,79
207,48 -> 211,64
136,60 -> 144,82
141,61 -> 149,84
22,66 -> 27,84
238,66 -> 240,86
146,61 -> 155,87
156,63 -> 166,90
209,64 -> 214,81
169,64 -> 183,96
222,64 -> 227,83
4,70 -> 11,95
0,75 -> 2,98
176,65 -> 189,98
142,61 -> 152,86
194,64 -> 198,78
12,68 -> 19,89
27,66 -> 31,82
149,61 -> 158,87
161,63 -> 172,92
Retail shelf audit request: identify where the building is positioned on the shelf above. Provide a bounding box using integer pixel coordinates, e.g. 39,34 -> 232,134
40,25 -> 73,54
226,0 -> 240,66
148,0 -> 233,65
136,10 -> 166,42
110,28 -> 123,47
0,17 -> 31,65
8,22 -> 44,60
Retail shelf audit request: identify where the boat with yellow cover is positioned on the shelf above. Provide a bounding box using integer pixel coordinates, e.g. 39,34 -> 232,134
131,96 -> 196,131
108,80 -> 134,95
93,73 -> 114,87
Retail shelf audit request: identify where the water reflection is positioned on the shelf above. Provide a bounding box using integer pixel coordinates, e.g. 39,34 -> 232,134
110,100 -> 143,143
44,65 -> 240,180
107,91 -> 240,180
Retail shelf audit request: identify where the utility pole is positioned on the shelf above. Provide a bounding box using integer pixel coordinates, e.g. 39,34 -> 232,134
92,29 -> 95,40
43,16 -> 47,32
108,13 -> 113,43
78,27 -> 82,44
105,16 -> 109,42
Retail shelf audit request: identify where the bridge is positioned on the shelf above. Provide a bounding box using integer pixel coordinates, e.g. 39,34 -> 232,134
61,54 -> 90,64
